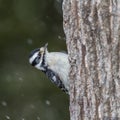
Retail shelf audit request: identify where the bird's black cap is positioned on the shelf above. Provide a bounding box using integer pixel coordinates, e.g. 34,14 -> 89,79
29,48 -> 40,58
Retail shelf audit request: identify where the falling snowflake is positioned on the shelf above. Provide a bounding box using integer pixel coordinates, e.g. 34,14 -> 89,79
27,38 -> 33,45
45,100 -> 51,106
37,116 -> 40,120
5,115 -> 10,119
1,101 -> 7,107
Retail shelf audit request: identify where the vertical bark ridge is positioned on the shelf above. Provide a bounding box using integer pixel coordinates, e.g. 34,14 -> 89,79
63,0 -> 120,120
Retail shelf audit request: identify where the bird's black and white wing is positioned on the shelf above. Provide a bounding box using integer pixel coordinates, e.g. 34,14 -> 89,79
43,69 -> 68,93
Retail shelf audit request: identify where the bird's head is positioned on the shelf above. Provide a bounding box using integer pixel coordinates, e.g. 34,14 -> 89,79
29,43 -> 48,71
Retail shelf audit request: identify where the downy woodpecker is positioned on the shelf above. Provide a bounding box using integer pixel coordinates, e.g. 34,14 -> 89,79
29,43 -> 70,94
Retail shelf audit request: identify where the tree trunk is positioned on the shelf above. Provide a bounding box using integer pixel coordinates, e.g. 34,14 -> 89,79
62,0 -> 120,120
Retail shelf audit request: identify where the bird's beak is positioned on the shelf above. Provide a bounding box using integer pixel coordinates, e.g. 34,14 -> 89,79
39,43 -> 48,54
44,43 -> 48,53
44,43 -> 48,49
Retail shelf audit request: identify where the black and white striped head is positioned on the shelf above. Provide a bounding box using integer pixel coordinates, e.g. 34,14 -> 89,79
29,43 -> 48,71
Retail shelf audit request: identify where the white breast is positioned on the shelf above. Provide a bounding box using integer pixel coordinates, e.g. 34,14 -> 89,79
46,52 -> 70,91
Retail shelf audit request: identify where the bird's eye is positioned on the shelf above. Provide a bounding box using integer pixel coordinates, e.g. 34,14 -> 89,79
32,56 -> 40,66
38,52 -> 41,57
35,56 -> 40,64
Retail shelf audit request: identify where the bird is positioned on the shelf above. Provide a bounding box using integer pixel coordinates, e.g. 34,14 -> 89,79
29,43 -> 70,94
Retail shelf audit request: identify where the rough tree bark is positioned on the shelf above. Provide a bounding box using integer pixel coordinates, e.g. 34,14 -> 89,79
62,0 -> 120,120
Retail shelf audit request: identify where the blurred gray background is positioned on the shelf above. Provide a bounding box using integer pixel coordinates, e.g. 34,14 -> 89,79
0,0 -> 69,120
